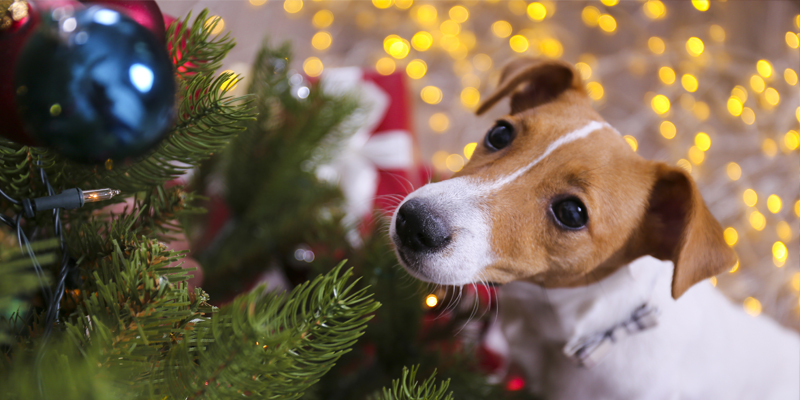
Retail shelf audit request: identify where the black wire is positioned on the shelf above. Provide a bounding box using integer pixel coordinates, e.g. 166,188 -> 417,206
0,187 -> 20,205
0,213 -> 14,228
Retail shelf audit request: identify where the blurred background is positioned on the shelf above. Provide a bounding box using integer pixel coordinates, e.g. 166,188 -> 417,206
160,0 -> 800,329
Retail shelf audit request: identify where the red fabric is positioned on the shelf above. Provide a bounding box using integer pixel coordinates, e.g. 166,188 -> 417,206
364,72 -> 420,216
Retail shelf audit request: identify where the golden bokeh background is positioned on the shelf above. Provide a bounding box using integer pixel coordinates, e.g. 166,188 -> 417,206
160,0 -> 800,329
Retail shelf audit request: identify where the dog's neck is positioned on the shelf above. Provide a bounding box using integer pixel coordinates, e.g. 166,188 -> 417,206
500,256 -> 676,348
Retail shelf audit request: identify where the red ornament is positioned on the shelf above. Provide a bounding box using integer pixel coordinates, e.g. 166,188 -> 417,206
0,0 -> 42,145
79,0 -> 165,43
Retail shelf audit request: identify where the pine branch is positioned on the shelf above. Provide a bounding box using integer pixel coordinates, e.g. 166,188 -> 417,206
160,262 -> 380,399
0,239 -> 59,345
376,366 -> 454,400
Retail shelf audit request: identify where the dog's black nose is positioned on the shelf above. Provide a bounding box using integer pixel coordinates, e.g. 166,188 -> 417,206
395,198 -> 451,252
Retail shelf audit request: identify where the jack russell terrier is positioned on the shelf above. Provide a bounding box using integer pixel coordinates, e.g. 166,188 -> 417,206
390,58 -> 800,400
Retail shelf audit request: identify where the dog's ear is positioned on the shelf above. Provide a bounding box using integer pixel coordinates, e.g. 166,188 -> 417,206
641,163 -> 737,299
476,58 -> 585,116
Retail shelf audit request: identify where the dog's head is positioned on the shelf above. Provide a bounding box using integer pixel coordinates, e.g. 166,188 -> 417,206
390,58 -> 736,299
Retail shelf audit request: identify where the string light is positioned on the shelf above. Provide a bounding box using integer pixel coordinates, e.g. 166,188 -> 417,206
303,57 -> 323,77
681,74 -> 698,92
777,221 -> 792,241
586,82 -> 604,100
767,195 -> 782,214
695,132 -> 711,151
660,121 -> 676,139
394,0 -> 412,10
312,10 -> 333,28
461,87 -> 480,108
741,107 -> 755,125
724,227 -> 738,246
658,66 -> 676,84
464,142 -> 477,159
764,87 -> 780,106
688,146 -> 704,165
743,189 -> 758,207
750,75 -> 765,93
205,16 -> 225,35
429,113 -> 449,133
449,5 -> 469,23
726,162 -> 742,180
600,0 -> 619,6
440,20 -> 460,36
384,35 -> 410,59
473,54 -> 493,71
284,0 -> 303,13
773,241 -> 787,267
432,151 -> 449,171
527,2 -> 547,21
420,86 -> 443,104
784,130 -> 799,151
425,294 -> 438,308
787,32 -> 800,49
491,20 -> 512,38
685,37 -> 704,56
624,135 -> 638,151
792,273 -> 800,292
651,94 -> 670,114
749,210 -> 766,231
412,4 -> 437,26
575,62 -> 592,80
406,59 -> 427,79
509,35 -> 529,52
785,69 -> 798,85
598,14 -> 616,33
756,60 -> 772,78
730,260 -> 740,273
731,86 -> 748,102
249,0 -> 268,6
796,200 -> 800,218
691,0 -> 709,11
375,57 -> 396,75
411,31 -> 433,51
643,0 -> 666,20
372,0 -> 393,9
648,37 -> 665,54
446,154 -> 465,172
311,31 -> 332,50
727,97 -> 743,116
581,6 -> 601,27
219,70 -> 238,92
743,297 -> 762,317
709,24 -> 726,42
762,138 -> 777,157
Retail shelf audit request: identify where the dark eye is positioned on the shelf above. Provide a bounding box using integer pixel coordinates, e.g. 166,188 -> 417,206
484,122 -> 515,151
552,197 -> 588,229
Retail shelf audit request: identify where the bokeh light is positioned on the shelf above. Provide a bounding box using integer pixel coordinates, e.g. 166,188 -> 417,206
421,86 -> 443,104
303,56 -> 323,77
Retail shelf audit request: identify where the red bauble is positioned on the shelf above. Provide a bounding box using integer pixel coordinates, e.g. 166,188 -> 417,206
79,0 -> 165,43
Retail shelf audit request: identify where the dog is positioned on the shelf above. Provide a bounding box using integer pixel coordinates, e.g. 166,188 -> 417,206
390,58 -> 800,400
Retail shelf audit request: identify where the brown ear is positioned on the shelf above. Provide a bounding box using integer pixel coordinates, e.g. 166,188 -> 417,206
641,163 -> 737,298
476,58 -> 585,116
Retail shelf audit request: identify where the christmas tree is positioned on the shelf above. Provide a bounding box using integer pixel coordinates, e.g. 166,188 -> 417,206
0,3 -> 522,399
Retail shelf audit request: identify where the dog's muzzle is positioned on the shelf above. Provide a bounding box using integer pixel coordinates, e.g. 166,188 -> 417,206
395,198 -> 452,253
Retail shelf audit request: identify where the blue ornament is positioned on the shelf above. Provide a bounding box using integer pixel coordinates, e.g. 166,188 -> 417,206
14,5 -> 175,163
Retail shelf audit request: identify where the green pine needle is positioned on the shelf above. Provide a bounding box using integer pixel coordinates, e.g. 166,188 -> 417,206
376,366 -> 454,400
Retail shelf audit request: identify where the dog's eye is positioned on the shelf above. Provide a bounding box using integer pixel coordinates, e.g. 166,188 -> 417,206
552,197 -> 588,229
484,122 -> 515,151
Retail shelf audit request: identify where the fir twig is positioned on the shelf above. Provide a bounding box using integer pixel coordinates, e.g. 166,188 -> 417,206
376,366 -> 454,400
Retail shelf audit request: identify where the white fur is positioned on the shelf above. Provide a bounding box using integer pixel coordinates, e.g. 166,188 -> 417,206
498,256 -> 800,399
391,120 -> 612,285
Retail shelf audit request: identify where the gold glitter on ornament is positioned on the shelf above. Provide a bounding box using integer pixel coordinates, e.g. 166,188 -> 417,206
105,158 -> 114,171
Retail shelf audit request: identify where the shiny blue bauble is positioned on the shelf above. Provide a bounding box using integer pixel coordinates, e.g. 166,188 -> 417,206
14,5 -> 175,163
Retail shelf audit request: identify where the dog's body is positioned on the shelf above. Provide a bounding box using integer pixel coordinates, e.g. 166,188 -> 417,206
389,58 -> 800,398
500,256 -> 800,400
